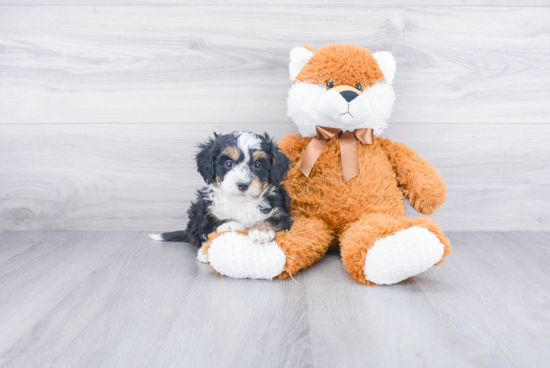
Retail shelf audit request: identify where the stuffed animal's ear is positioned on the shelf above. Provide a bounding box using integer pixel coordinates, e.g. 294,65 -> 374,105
289,46 -> 314,81
195,134 -> 218,184
372,51 -> 396,85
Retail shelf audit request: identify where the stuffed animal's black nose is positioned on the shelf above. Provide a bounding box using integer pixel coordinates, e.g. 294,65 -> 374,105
237,183 -> 249,192
340,90 -> 358,102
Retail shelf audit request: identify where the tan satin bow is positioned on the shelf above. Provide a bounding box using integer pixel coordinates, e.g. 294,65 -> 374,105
300,126 -> 374,182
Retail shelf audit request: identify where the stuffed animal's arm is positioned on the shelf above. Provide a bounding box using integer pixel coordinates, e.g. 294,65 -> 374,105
381,139 -> 446,215
277,134 -> 310,163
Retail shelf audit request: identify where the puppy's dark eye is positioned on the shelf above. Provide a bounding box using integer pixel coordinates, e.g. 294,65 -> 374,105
252,161 -> 262,170
225,160 -> 234,168
326,81 -> 334,89
355,83 -> 362,91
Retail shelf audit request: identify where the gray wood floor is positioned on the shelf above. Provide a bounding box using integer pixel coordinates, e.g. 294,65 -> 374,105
0,231 -> 548,368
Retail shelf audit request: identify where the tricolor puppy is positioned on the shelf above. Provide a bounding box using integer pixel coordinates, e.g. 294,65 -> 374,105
149,131 -> 292,261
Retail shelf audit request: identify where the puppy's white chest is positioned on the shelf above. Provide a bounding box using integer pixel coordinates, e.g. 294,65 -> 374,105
210,195 -> 269,228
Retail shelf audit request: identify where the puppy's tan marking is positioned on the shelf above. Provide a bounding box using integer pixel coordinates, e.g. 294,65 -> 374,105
253,150 -> 267,161
249,177 -> 264,196
222,145 -> 240,161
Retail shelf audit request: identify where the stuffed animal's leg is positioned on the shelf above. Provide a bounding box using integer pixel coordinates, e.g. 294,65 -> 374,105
203,217 -> 332,280
340,214 -> 451,285
274,216 -> 332,280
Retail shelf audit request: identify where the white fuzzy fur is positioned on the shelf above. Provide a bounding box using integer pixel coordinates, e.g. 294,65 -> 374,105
318,89 -> 372,127
235,131 -> 262,161
248,228 -> 276,243
287,81 -> 395,137
219,168 -> 262,202
216,221 -> 246,233
148,233 -> 163,241
289,46 -> 314,81
372,51 -> 396,85
208,232 -> 286,279
364,226 -> 444,285
205,185 -> 275,229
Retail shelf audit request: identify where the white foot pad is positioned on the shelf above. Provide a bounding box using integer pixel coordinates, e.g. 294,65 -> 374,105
216,221 -> 246,233
364,226 -> 444,285
248,228 -> 276,243
208,232 -> 286,280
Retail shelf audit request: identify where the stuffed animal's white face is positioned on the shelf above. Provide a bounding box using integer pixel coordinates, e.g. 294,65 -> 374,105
287,45 -> 396,137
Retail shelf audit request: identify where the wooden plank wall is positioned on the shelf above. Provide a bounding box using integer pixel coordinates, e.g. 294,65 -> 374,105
0,2 -> 548,231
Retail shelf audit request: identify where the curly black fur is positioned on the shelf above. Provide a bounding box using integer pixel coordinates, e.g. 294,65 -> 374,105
152,132 -> 293,246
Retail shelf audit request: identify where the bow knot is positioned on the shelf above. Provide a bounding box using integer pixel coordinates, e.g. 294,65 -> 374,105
300,126 -> 374,182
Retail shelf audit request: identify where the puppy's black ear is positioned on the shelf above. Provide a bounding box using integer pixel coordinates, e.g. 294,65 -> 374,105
266,134 -> 291,185
195,135 -> 218,184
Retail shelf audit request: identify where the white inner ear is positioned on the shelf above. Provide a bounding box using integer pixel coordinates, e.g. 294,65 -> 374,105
372,51 -> 396,85
289,47 -> 314,81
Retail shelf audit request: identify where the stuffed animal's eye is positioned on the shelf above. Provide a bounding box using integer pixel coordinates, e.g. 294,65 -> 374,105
253,161 -> 262,170
225,160 -> 234,168
355,83 -> 362,91
326,81 -> 334,89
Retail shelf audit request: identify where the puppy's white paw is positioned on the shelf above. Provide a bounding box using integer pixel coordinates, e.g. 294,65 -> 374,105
248,229 -> 276,243
197,245 -> 208,263
216,221 -> 246,233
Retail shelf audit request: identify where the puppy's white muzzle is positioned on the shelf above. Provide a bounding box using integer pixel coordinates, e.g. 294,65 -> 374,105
318,87 -> 371,127
220,164 -> 262,202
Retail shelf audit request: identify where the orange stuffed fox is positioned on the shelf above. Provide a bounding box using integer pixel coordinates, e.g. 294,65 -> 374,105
204,44 -> 451,285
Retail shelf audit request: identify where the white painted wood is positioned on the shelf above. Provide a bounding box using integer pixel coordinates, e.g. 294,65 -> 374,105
0,6 -> 549,124
0,123 -> 548,231
0,5 -> 547,231
1,1 -> 549,5
0,231 -> 549,367
0,123 -> 291,231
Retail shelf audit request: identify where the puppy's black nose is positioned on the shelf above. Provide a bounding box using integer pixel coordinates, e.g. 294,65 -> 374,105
237,183 -> 249,192
340,90 -> 358,102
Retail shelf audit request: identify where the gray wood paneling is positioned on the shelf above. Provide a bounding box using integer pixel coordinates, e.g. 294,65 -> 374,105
0,4 -> 547,231
1,231 -> 549,367
1,123 -> 548,231
1,1 -> 550,5
0,6 -> 549,124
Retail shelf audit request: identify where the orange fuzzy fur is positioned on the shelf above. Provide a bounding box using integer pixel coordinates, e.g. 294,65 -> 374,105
278,133 -> 451,284
274,216 -> 333,279
207,44 -> 450,285
340,214 -> 451,285
295,44 -> 385,88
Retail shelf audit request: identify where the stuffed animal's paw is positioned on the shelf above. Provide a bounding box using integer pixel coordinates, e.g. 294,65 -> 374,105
216,221 -> 246,233
364,226 -> 444,285
208,232 -> 286,279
